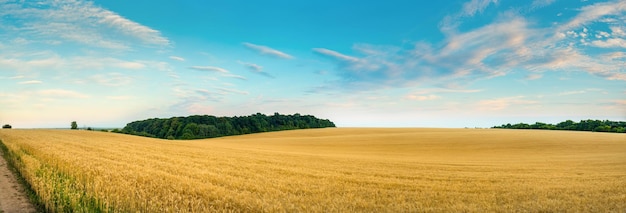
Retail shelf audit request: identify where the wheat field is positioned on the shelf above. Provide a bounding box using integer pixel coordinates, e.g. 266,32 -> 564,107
0,128 -> 625,212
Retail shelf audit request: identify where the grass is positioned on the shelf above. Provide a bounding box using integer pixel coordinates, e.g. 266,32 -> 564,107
0,128 -> 625,212
0,139 -> 46,212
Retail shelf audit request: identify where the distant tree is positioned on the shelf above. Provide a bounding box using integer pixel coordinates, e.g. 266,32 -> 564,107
71,121 -> 78,130
2,124 -> 11,129
122,113 -> 336,140
493,119 -> 625,134
87,127 -> 93,131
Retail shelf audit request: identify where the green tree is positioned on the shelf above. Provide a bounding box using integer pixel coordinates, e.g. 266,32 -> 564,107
121,113 -> 336,139
2,124 -> 11,129
71,121 -> 78,130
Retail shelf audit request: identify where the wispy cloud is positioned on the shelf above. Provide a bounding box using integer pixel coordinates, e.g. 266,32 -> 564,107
313,48 -> 360,62
409,88 -> 483,95
314,1 -> 626,91
90,73 -> 133,87
558,1 -> 626,32
169,56 -> 185,61
241,62 -> 263,72
106,96 -> 133,100
189,66 -> 230,73
221,73 -> 247,80
238,61 -> 274,78
461,0 -> 499,17
38,89 -> 89,99
216,87 -> 249,95
0,0 -> 170,49
188,65 -> 248,80
243,42 -> 294,59
591,38 -> 626,48
17,80 -> 43,85
440,0 -> 499,33
97,10 -> 170,46
530,0 -> 556,10
525,73 -> 543,80
406,94 -> 440,101
476,96 -> 538,111
405,88 -> 482,101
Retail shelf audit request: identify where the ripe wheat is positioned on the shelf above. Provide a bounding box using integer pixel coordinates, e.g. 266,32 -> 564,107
0,128 -> 625,212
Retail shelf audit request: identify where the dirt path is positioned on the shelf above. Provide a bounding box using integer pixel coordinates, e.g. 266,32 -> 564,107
0,150 -> 37,213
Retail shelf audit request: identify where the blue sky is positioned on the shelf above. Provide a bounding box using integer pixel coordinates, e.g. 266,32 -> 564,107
1,0 -> 625,128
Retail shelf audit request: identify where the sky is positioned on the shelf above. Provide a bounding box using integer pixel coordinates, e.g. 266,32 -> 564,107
1,0 -> 625,128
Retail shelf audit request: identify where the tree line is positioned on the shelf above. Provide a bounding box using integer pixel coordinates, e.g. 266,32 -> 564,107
120,113 -> 336,139
492,119 -> 626,133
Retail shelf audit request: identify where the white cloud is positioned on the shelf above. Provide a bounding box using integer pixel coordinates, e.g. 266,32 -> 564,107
96,10 -> 170,46
406,94 -> 440,101
591,38 -> 626,48
462,0 -> 499,17
37,89 -> 89,99
409,88 -> 483,95
313,48 -> 360,62
9,75 -> 25,79
558,1 -> 626,32
315,1 -> 626,92
611,26 -> 626,37
238,61 -> 274,78
27,22 -> 129,50
238,61 -> 263,72
169,56 -> 185,61
0,0 -> 169,49
525,74 -> 543,80
531,0 -> 556,9
189,66 -> 230,73
243,42 -> 293,59
115,61 -> 145,69
106,96 -> 133,100
17,80 -> 42,85
313,48 -> 382,74
90,73 -> 133,87
216,87 -> 249,95
596,31 -> 611,38
476,96 -> 537,111
221,73 -> 247,80
440,0 -> 499,33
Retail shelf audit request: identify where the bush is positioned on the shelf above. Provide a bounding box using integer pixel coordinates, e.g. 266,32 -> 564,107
2,124 -> 11,129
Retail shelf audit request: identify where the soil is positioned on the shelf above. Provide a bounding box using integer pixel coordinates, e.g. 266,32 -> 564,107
0,150 -> 37,213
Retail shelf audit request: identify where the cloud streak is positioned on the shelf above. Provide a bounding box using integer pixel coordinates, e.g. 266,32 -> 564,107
38,89 -> 89,99
189,66 -> 230,73
0,0 -> 170,49
243,42 -> 294,59
169,56 -> 185,61
238,61 -> 274,78
18,80 -> 43,85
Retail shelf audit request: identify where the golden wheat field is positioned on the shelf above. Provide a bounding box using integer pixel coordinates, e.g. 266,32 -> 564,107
0,128 -> 625,212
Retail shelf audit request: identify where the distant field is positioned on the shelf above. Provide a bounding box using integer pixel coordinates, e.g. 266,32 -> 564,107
0,128 -> 625,212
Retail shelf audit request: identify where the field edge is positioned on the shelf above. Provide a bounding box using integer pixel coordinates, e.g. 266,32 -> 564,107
0,139 -> 45,212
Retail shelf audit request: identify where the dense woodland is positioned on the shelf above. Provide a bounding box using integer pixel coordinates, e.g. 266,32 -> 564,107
120,113 -> 336,139
493,119 -> 626,133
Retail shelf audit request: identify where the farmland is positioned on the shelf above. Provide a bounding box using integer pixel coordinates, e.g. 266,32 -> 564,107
0,128 -> 625,212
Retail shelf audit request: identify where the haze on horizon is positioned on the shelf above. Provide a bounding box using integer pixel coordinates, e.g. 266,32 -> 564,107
1,0 -> 625,128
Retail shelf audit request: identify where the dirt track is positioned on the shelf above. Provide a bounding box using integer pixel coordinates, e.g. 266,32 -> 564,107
0,150 -> 37,213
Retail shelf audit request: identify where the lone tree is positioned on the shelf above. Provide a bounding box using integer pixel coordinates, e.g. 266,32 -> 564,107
71,121 -> 78,130
2,124 -> 11,129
